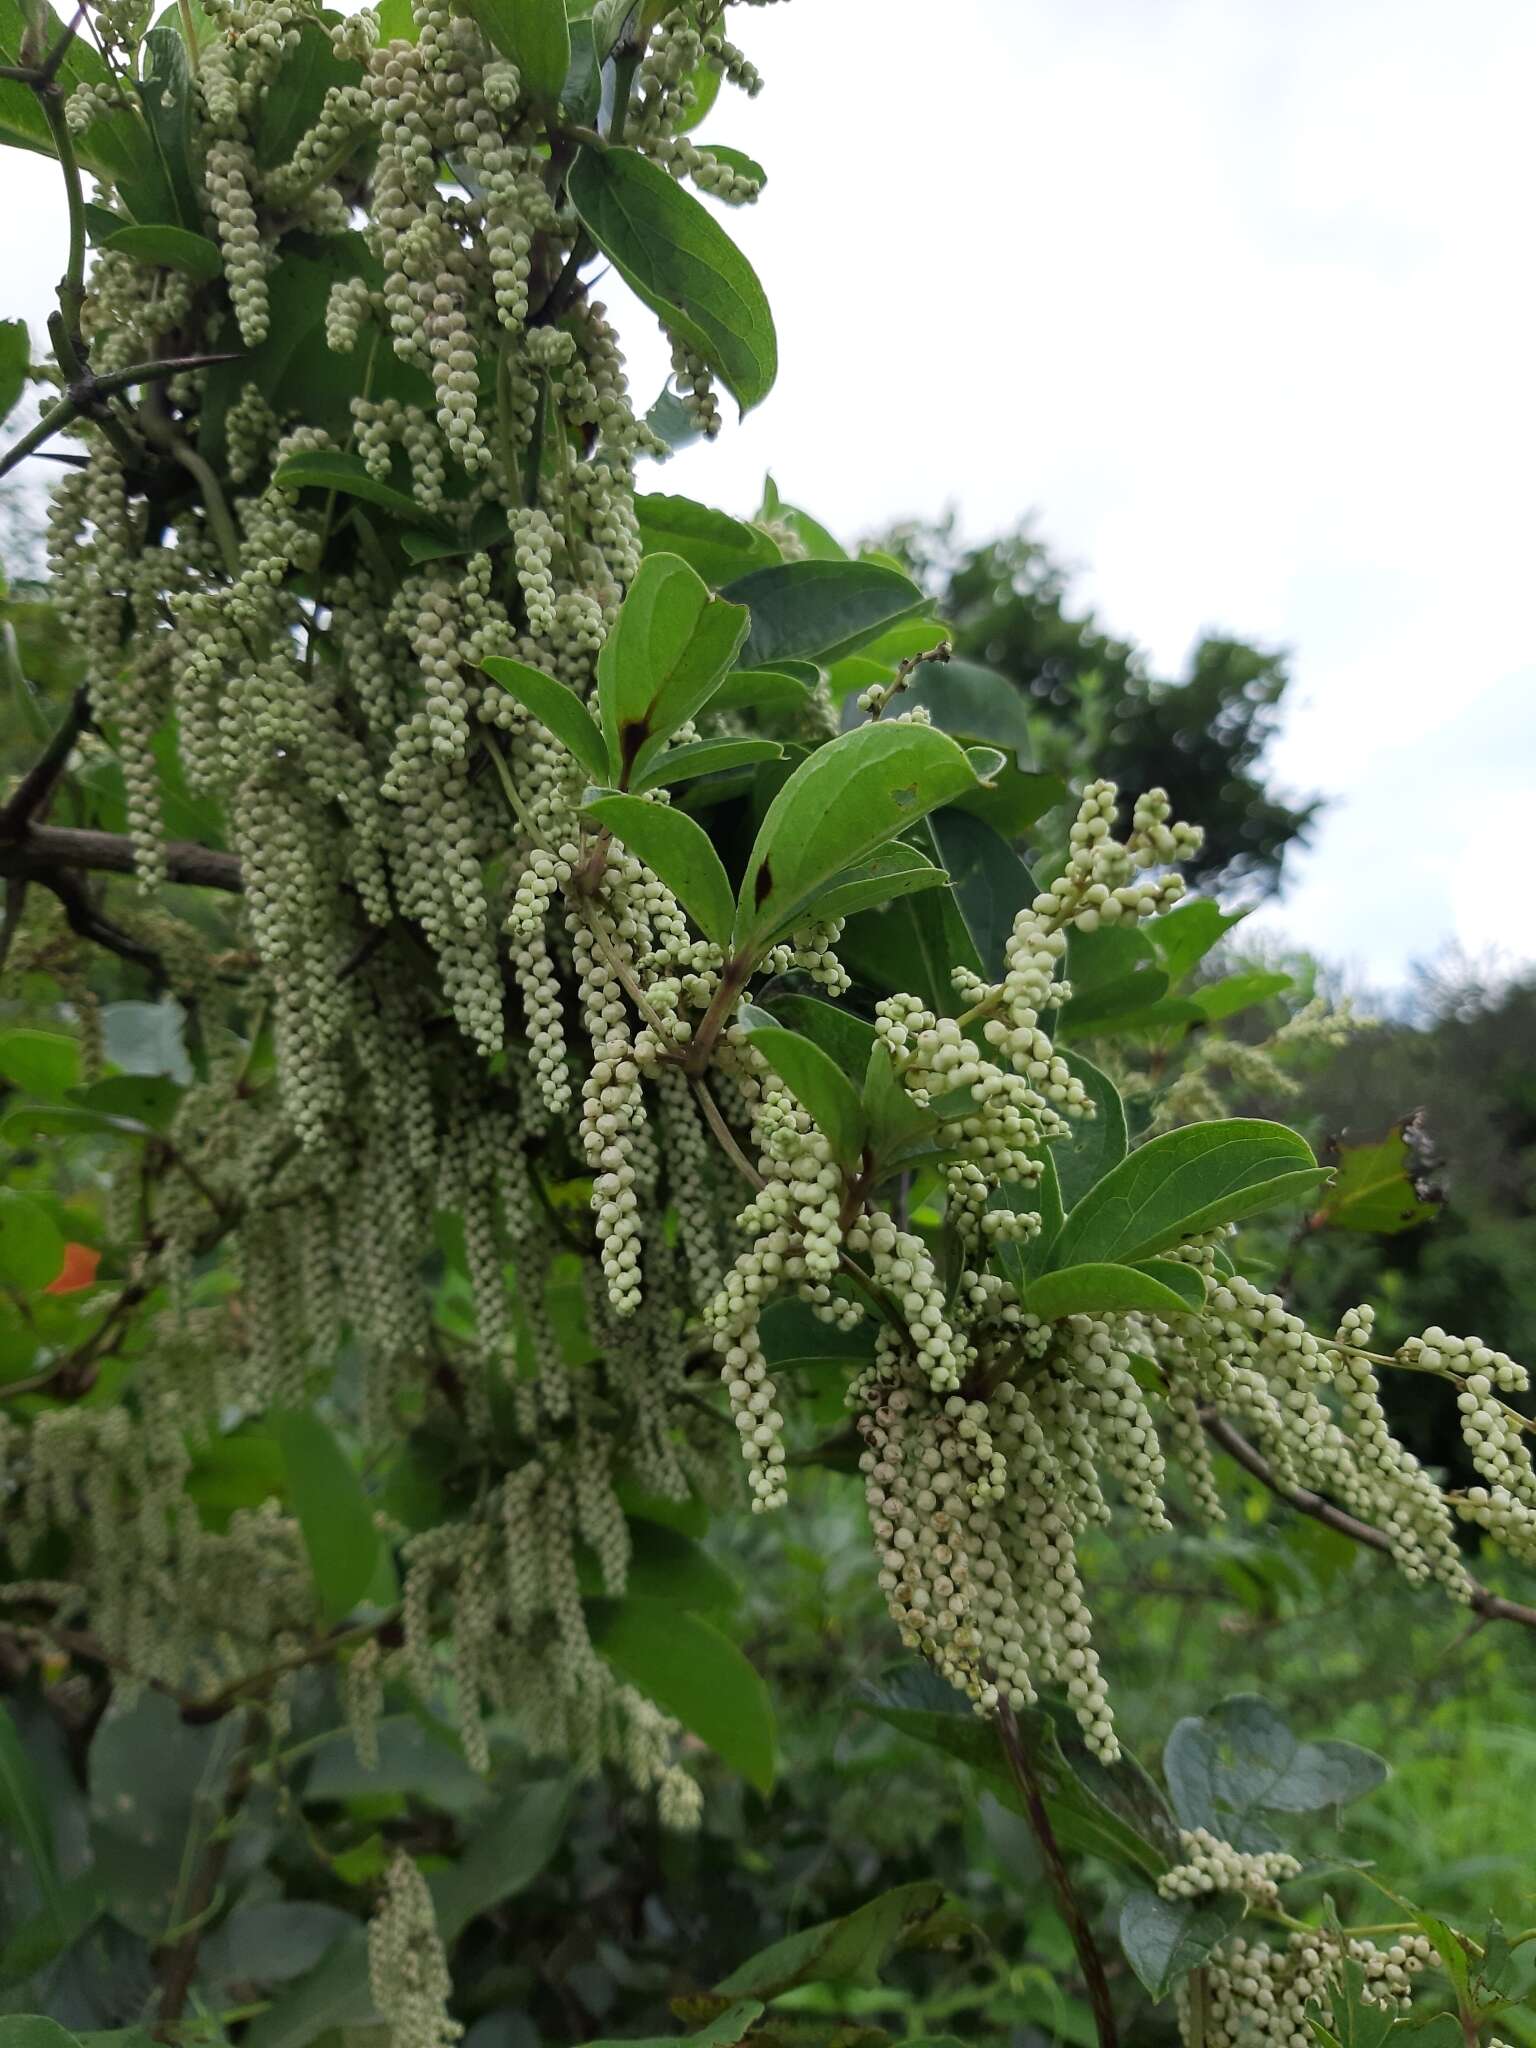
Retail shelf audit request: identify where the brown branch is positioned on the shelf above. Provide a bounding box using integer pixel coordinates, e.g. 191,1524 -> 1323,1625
996,1700 -> 1119,2048
0,686 -> 91,836
1201,1412 -> 1536,1631
153,1708 -> 264,2037
0,822 -> 243,892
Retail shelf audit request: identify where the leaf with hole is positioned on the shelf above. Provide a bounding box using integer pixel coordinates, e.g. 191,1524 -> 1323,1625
595,552 -> 749,787
1048,1120 -> 1325,1271
582,793 -> 735,951
735,722 -> 978,951
1315,1117 -> 1443,1235
568,145 -> 776,412
479,656 -> 609,786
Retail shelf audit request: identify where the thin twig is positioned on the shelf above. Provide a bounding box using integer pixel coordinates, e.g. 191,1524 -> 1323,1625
1201,1412 -> 1536,1631
688,1072 -> 765,1191
153,1709 -> 264,2037
0,686 -> 90,836
996,1699 -> 1119,2048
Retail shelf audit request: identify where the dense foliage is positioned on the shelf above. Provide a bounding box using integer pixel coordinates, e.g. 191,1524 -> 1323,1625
0,5 -> 1531,2048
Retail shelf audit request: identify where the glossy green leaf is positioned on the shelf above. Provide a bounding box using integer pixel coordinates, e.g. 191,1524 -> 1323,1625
595,552 -> 749,786
723,559 -> 926,668
1025,1260 -> 1206,1322
630,735 -> 781,792
1049,1120 -> 1324,1271
104,222 -> 222,279
431,1777 -> 572,1940
705,667 -> 812,717
1148,898 -> 1247,986
1315,1116 -> 1442,1235
736,722 -> 979,950
0,2021 -> 83,2048
587,1598 -> 775,1792
715,1882 -> 954,1998
1119,1889 -> 1246,2002
906,657 -> 1033,755
741,1021 -> 866,1169
275,1410 -> 382,1622
479,655 -> 609,786
1059,924 -> 1169,1036
559,16 -> 599,121
789,841 -> 948,933
271,449 -> 444,530
466,0 -> 568,98
0,1192 -> 64,1289
583,793 -> 735,951
1191,969 -> 1291,1024
0,318 -> 27,427
575,1516 -> 740,1609
567,144 -> 777,412
1050,1051 -> 1127,1210
0,1029 -> 81,1101
930,808 -> 1032,981
634,492 -> 780,584
756,994 -> 876,1084
951,762 -> 1068,839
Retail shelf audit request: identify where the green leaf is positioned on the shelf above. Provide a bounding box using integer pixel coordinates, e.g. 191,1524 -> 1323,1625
302,1717 -> 488,1814
377,0 -> 417,40
0,1191 -> 64,1289
1059,925 -> 1169,1036
103,223 -> 222,279
466,0 -> 568,99
559,16 -> 599,121
722,560 -> 926,668
1119,1889 -> 1246,2001
89,1693 -> 236,1936
1164,1696 -> 1388,1856
431,1776 -> 572,1940
735,722 -> 979,951
837,856 -> 980,1019
1148,899 -> 1247,986
630,735 -> 782,792
587,1598 -> 775,1793
479,655 -> 609,786
622,1519 -> 740,1610
1026,1260 -> 1207,1322
1048,1120 -> 1325,1271
275,1410 -> 382,1622
757,994 -> 876,1086
595,552 -> 749,786
0,1706 -> 61,1928
567,144 -> 776,412
987,1153 -> 1062,1294
634,492 -> 780,584
0,2023 -> 84,2048
792,841 -> 948,931
582,2004 -> 763,2048
0,1029 -> 81,1100
1315,1116 -> 1442,1235
1050,1051 -> 1127,1211
929,808 -> 1032,981
759,475 -> 846,559
243,1929 -> 378,2048
202,1903 -> 360,1990
714,1883 -> 954,1998
951,763 -> 1068,839
0,318 -> 27,427
72,1075 -> 182,1131
862,1041 -> 937,1162
582,793 -> 735,951
740,1021 -> 866,1169
254,15 -> 363,168
905,657 -> 1033,756
272,449 -> 445,530
705,667 -> 812,717
1190,970 -> 1291,1024
0,1870 -> 101,1989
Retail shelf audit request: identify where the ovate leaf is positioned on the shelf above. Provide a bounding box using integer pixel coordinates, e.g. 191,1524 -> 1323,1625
735,722 -> 979,950
1147,899 -> 1247,986
0,1029 -> 81,1100
1315,1114 -> 1443,1235
1164,1696 -> 1388,1853
1048,1120 -> 1324,1271
1026,1260 -> 1206,1323
634,492 -> 779,584
583,793 -> 735,951
929,808 -> 1032,981
568,145 -> 776,412
479,656 -> 609,786
0,1192 -> 64,1289
758,994 -> 877,1084
587,1598 -> 775,1793
104,223 -> 223,279
1190,970 -> 1291,1024
1119,1889 -> 1245,2001
275,1410 -> 382,1622
0,1706 -> 61,1927
740,1021 -> 866,1170
722,559 -> 926,668
630,736 -> 781,792
431,1777 -> 573,1940
595,552 -> 749,786
272,449 -> 444,530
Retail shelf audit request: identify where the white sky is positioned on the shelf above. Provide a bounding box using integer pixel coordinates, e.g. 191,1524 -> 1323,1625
6,0 -> 1534,990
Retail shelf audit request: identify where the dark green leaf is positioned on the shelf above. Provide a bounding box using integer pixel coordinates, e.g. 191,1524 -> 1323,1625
1026,1260 -> 1206,1322
89,1694 -> 237,1936
0,318 -> 27,427
466,0 -> 568,100
1048,1120 -> 1325,1271
202,1904 -> 359,1990
582,2004 -> 763,2048
838,857 -> 980,1019
1059,925 -> 1169,1035
723,560 -> 925,668
0,1028 -> 81,1100
576,1517 -> 740,1610
906,657 -> 1033,755
634,493 -> 780,584
1119,1889 -> 1245,2001
568,144 -> 776,412
559,17 -> 599,121
929,808 -> 1032,981
243,1929 -> 377,2048
479,655 -> 609,786
0,1192 -> 64,1289
757,994 -> 876,1084
950,763 -> 1067,839
1163,1696 -> 1388,1856
582,793 -> 736,951
793,841 -> 948,931
72,1075 -> 181,1131
302,1717 -> 488,1814
1049,1051 -> 1127,1210
275,1410 -> 383,1622
587,1598 -> 775,1793
736,722 -> 978,950
862,1041 -> 937,1162
595,552 -> 749,786
254,15 -> 361,167
740,1021 -> 866,1170
104,223 -> 222,279
1148,899 -> 1247,986
0,2022 -> 84,2048
759,475 -> 846,560
0,1705 -> 61,1926
1315,1117 -> 1442,1235
630,736 -> 781,792
0,1870 -> 100,1989
431,1777 -> 572,1940
714,1882 -> 954,1998
272,449 -> 445,530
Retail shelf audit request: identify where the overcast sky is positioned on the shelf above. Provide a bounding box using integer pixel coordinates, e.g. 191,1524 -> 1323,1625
7,0 -> 1534,993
